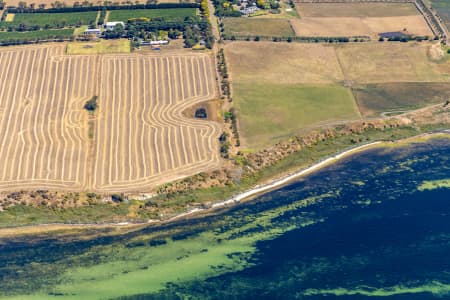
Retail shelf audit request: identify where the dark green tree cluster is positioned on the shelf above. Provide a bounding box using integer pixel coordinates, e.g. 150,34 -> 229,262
125,16 -> 204,35
212,0 -> 241,17
219,132 -> 230,158
123,17 -> 212,48
183,25 -> 203,48
168,28 -> 181,39
103,23 -> 125,39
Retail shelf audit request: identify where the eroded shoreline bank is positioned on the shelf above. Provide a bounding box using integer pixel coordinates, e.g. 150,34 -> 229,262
1,130 -> 449,238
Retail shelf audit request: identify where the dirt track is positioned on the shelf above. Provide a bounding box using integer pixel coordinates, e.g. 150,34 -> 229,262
0,45 -> 220,193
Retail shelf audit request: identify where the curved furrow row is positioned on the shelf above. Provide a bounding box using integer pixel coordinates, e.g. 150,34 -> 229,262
0,46 -> 220,192
93,54 -> 220,192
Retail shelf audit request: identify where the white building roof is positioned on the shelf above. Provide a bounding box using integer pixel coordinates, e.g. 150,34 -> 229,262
105,21 -> 125,27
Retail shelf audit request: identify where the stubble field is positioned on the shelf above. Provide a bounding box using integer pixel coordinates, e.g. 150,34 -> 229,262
334,42 -> 450,83
292,2 -> 432,38
295,3 -> 420,18
0,44 -> 220,193
290,16 -> 431,38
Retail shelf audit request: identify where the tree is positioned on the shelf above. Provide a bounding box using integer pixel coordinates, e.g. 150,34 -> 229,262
84,96 -> 98,111
111,194 -> 125,202
256,0 -> 265,8
18,1 -> 27,8
168,28 -> 180,39
269,0 -> 279,9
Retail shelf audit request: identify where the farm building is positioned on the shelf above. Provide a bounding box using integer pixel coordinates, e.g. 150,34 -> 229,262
105,21 -> 125,30
240,4 -> 259,15
140,40 -> 169,46
83,28 -> 101,37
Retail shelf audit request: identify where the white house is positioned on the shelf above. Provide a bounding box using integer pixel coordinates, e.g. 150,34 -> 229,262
105,21 -> 125,31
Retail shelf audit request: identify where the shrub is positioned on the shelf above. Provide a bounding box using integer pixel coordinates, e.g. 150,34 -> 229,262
84,95 -> 98,111
111,194 -> 125,202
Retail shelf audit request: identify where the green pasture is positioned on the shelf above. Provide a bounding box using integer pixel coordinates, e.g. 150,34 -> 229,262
108,8 -> 197,22
9,11 -> 98,27
234,83 -> 360,149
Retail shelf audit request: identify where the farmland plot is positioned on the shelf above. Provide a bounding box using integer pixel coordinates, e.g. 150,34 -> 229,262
0,45 -> 95,191
94,54 -> 220,192
225,41 -> 450,149
10,11 -> 98,27
292,2 -> 432,38
0,45 -> 220,192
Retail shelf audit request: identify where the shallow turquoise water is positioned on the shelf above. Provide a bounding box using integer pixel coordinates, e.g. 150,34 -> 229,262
1,136 -> 450,299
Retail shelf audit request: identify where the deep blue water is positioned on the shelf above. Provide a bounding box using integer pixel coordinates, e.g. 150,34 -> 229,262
148,138 -> 450,299
211,188 -> 450,299
1,137 -> 450,299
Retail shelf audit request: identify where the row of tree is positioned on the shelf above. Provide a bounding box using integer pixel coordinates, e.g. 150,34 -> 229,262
222,34 -> 370,43
6,2 -> 199,13
216,48 -> 230,98
0,36 -> 72,46
378,35 -> 432,42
